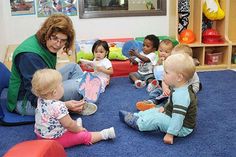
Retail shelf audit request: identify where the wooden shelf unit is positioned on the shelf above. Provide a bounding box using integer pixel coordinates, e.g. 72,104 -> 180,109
169,0 -> 236,71
228,0 -> 236,43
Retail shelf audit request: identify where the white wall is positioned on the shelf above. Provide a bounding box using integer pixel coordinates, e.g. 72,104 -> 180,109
0,0 -> 7,62
0,0 -> 170,61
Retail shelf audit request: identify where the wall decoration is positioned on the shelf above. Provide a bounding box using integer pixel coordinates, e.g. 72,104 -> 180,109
62,0 -> 78,16
10,0 -> 36,16
37,0 -> 77,17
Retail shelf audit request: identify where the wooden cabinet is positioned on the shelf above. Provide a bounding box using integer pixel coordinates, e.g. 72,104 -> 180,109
169,0 -> 235,71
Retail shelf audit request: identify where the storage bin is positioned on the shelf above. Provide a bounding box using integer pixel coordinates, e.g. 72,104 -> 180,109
205,52 -> 223,65
232,53 -> 236,64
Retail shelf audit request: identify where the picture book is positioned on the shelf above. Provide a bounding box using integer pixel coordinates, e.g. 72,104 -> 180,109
77,72 -> 102,103
80,59 -> 96,69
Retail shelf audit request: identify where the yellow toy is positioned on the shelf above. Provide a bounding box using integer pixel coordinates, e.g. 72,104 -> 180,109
203,0 -> 225,20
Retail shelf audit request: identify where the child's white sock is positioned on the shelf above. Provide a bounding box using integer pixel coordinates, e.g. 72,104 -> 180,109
76,118 -> 83,127
100,127 -> 116,140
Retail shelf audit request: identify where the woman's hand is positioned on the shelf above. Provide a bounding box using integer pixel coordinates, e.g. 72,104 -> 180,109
65,100 -> 85,112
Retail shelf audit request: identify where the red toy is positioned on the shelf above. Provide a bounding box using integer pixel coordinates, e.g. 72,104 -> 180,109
202,28 -> 224,44
81,60 -> 138,77
179,29 -> 195,44
4,140 -> 66,157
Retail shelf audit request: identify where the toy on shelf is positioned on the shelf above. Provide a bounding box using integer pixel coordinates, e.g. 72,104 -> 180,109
202,28 -> 224,44
203,0 -> 225,21
179,29 -> 195,44
178,0 -> 190,33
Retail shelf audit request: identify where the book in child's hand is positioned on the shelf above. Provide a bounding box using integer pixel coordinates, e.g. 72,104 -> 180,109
77,72 -> 102,103
80,59 -> 95,69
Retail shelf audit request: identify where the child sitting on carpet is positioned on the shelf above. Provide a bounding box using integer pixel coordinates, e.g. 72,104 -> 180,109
119,53 -> 197,145
136,44 -> 201,111
128,34 -> 159,89
171,44 -> 201,93
81,40 -> 113,93
32,69 -> 116,148
146,39 -> 174,92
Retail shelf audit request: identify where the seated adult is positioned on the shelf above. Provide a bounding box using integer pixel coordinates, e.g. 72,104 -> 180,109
7,13 -> 85,115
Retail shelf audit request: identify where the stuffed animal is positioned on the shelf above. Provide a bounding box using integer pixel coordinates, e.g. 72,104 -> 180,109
109,47 -> 127,60
203,0 -> 225,20
179,29 -> 195,44
178,0 -> 190,33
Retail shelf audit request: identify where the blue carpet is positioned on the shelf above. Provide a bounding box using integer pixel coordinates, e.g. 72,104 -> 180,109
0,70 -> 236,157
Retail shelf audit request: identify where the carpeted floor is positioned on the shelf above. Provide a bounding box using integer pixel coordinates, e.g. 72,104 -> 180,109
0,70 -> 236,157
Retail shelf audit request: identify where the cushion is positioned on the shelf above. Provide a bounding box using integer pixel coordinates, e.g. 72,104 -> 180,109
109,47 -> 127,60
4,140 -> 66,157
75,39 -> 97,62
77,49 -> 128,62
0,62 -> 35,126
80,60 -> 138,77
76,38 -> 131,62
111,60 -> 138,77
0,88 -> 35,126
0,62 -> 11,94
76,51 -> 94,62
122,40 -> 143,57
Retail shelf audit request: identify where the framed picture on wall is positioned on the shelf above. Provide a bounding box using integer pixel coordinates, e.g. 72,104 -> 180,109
79,0 -> 166,19
62,0 -> 78,16
37,0 -> 78,17
10,0 -> 36,16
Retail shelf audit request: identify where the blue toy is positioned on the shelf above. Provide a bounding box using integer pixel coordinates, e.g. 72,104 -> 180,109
122,40 -> 143,57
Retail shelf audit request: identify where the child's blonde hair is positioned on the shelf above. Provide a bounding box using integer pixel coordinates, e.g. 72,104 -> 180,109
32,69 -> 62,99
164,53 -> 195,81
172,44 -> 193,57
159,39 -> 174,54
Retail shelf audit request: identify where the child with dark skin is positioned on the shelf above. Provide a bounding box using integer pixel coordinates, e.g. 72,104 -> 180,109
129,35 -> 160,89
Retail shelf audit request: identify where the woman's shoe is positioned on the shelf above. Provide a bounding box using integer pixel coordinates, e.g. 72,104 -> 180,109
79,102 -> 97,116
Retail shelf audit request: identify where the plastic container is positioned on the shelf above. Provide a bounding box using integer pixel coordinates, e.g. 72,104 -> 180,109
205,52 -> 223,65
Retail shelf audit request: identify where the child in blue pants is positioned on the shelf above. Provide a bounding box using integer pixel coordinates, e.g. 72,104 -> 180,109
119,53 -> 197,144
